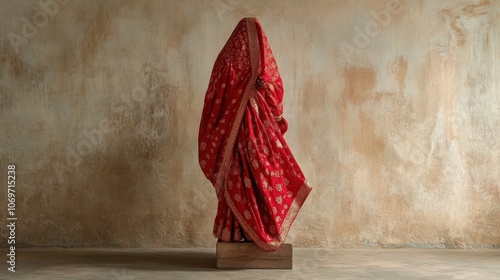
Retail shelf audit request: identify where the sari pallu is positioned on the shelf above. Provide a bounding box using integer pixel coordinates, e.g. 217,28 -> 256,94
198,18 -> 312,252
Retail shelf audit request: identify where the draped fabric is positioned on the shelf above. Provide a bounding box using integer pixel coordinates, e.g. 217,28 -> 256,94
198,18 -> 312,252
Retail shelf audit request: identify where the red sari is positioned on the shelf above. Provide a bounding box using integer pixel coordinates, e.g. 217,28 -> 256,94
198,18 -> 312,252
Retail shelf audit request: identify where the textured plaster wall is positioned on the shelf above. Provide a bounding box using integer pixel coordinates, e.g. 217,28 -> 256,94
0,0 -> 499,248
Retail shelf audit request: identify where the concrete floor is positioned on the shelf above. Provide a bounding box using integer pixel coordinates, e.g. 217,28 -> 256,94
3,248 -> 499,279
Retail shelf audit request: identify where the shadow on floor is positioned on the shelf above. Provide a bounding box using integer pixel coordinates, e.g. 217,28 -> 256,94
19,248 -> 218,271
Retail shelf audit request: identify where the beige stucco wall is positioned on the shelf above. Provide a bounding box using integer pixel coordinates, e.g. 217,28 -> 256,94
0,0 -> 498,248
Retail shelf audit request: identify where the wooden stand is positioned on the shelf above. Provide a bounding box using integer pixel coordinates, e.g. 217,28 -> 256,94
216,240 -> 292,269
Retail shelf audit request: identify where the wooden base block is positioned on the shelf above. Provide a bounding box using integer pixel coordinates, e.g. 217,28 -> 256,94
216,240 -> 292,269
